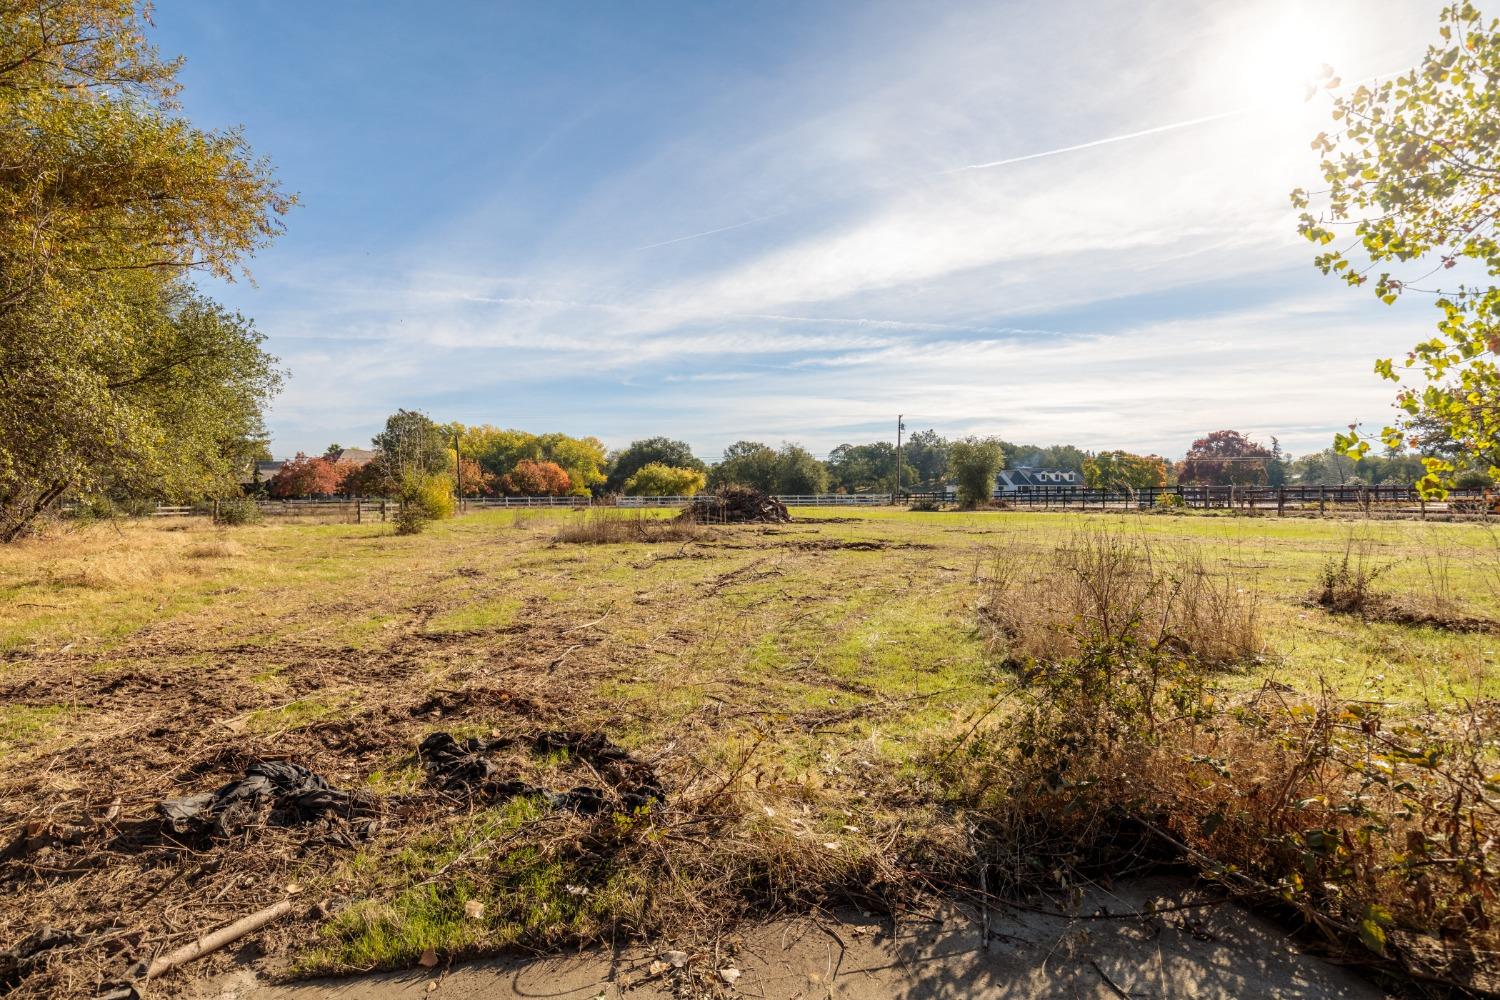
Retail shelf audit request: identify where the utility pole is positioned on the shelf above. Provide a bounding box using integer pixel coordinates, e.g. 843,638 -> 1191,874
453,429 -> 462,511
895,414 -> 905,503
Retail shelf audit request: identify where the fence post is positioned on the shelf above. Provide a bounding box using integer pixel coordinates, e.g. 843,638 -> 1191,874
1362,486 -> 1371,517
1318,487 -> 1326,516
1277,489 -> 1285,517
380,500 -> 387,522
213,498 -> 220,524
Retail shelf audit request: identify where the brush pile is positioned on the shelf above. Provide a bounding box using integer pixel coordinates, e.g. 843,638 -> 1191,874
682,485 -> 790,524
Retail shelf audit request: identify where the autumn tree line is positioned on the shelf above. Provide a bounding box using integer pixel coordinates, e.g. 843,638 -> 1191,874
262,415 -> 1465,507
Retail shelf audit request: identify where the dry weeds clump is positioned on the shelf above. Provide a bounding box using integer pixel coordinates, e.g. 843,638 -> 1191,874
1315,531 -> 1498,632
29,522 -> 229,590
183,538 -> 246,559
978,529 -> 1263,670
945,529 -> 1500,992
553,512 -> 705,544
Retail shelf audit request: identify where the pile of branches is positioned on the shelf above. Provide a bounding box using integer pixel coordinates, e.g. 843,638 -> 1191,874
681,486 -> 790,524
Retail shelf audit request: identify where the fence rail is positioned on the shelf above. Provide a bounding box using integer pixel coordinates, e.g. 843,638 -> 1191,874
69,484 -> 1494,523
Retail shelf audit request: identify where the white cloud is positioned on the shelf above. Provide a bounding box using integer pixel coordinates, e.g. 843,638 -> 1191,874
224,0 -> 1449,460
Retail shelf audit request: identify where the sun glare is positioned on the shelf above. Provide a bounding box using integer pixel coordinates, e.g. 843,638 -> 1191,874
1220,6 -> 1356,109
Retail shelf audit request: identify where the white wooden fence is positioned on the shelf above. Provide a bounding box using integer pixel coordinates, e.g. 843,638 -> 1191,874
128,493 -> 898,519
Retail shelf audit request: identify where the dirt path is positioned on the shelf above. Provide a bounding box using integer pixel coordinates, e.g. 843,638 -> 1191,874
198,878 -> 1387,1000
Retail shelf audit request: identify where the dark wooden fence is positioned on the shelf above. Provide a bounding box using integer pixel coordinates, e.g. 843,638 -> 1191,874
901,484 -> 1490,515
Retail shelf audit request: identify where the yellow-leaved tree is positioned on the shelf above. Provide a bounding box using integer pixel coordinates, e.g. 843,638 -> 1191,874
0,0 -> 292,540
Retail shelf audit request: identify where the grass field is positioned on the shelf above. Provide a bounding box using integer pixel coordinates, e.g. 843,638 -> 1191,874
1,507 -> 1496,994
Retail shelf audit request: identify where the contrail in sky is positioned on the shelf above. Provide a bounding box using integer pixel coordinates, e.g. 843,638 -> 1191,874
631,65 -> 1405,254
633,105 -> 1253,252
634,215 -> 784,251
940,106 -> 1252,174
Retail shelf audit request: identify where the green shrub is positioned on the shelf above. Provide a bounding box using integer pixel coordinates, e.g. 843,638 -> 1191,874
215,497 -> 263,526
394,472 -> 455,535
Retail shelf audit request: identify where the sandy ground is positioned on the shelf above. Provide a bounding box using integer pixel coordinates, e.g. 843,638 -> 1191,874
195,878 -> 1387,1000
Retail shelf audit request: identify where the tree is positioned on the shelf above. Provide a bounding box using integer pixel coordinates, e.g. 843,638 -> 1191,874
709,441 -> 780,492
774,443 -> 829,495
903,429 -> 949,488
1082,451 -> 1168,492
998,442 -> 1088,474
498,459 -> 572,496
1289,447 -> 1430,487
623,463 -> 707,496
0,3 -> 290,541
1267,437 -> 1290,488
269,453 -> 343,498
370,409 -> 448,494
537,433 -> 608,495
606,437 -> 705,493
826,442 -> 897,493
460,426 -> 607,495
1179,431 -> 1274,486
339,459 -> 389,497
456,457 -> 497,496
1293,4 -> 1500,495
948,437 -> 1005,508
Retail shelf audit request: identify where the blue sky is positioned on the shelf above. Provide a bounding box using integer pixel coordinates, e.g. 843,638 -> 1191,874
153,0 -> 1449,462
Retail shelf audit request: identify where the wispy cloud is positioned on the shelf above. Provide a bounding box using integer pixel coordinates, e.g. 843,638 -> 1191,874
189,0 -> 1448,460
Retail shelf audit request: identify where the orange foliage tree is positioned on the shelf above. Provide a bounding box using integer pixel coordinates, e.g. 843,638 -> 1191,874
498,459 -> 572,496
269,453 -> 344,497
457,458 -> 497,496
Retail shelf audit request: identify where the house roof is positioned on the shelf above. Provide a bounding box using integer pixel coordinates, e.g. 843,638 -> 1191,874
333,447 -> 377,466
997,467 -> 1081,488
240,459 -> 285,485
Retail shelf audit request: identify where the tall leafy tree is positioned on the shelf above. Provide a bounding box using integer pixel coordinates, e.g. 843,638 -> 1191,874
1179,431 -> 1274,486
773,443 -> 829,495
1082,451 -> 1168,491
0,1 -> 290,540
371,409 -> 448,493
709,441 -> 779,492
459,426 -> 606,496
948,437 -> 1005,508
606,437 -> 705,492
903,429 -> 949,488
826,441 -> 897,493
1294,3 -> 1500,494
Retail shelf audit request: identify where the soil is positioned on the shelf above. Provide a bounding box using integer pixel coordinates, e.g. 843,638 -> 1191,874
197,876 -> 1389,1000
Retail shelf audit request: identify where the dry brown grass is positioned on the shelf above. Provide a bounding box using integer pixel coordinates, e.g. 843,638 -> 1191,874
553,512 -> 705,545
979,528 -> 1263,670
183,538 -> 246,559
946,528 -> 1500,992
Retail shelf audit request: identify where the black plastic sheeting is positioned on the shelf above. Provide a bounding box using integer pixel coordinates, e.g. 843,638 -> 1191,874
418,730 -> 665,814
157,760 -> 378,836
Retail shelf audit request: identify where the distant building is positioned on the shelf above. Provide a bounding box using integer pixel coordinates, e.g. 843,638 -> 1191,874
240,459 -> 285,488
329,447 -> 377,467
994,467 -> 1082,495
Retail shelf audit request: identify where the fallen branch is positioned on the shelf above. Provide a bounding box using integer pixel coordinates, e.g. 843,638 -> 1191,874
143,898 -> 295,979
